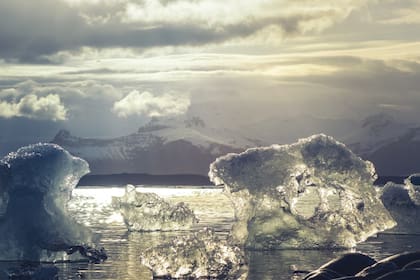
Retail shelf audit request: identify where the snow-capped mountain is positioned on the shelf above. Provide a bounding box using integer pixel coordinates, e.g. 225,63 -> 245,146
51,113 -> 420,176
240,112 -> 420,176
346,113 -> 411,155
52,117 -> 260,175
345,113 -> 420,176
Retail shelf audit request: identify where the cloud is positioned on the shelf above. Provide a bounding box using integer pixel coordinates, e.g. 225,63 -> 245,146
112,90 -> 190,118
0,0 -> 366,63
369,0 -> 420,25
0,80 -> 122,102
0,79 -> 125,123
0,94 -> 67,121
377,103 -> 412,112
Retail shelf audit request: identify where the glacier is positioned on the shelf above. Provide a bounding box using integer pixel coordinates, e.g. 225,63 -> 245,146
112,185 -> 198,231
209,134 -> 396,249
0,143 -> 105,262
380,174 -> 420,233
140,228 -> 248,279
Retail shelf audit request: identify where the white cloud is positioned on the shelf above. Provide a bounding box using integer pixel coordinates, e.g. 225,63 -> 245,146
122,0 -> 361,27
0,94 -> 67,121
378,103 -> 412,112
112,90 -> 190,118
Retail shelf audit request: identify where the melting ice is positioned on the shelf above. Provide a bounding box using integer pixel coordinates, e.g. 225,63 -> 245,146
380,174 -> 420,233
0,143 -> 104,262
140,228 -> 248,279
209,134 -> 396,249
112,185 -> 199,231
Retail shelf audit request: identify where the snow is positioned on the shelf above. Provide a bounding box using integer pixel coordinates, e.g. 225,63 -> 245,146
112,185 -> 199,231
54,117 -> 257,163
140,228 -> 248,279
0,143 -> 99,261
209,134 -> 396,249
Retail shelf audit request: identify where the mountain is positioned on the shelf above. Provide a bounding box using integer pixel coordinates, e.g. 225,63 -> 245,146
240,115 -> 358,145
51,113 -> 420,177
357,127 -> 420,176
345,113 -> 420,176
346,113 -> 411,155
239,112 -> 420,176
52,117 -> 260,175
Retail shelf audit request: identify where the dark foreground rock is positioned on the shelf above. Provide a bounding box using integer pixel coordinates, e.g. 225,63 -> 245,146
302,252 -> 420,280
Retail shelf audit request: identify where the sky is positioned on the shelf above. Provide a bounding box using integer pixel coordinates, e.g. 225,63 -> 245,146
1,0 -> 420,151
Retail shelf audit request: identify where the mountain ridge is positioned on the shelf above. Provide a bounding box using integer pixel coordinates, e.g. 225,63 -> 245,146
51,114 -> 420,176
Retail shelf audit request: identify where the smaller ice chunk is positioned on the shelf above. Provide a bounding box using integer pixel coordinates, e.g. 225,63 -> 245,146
140,228 -> 248,279
113,185 -> 198,231
380,175 -> 420,233
405,174 -> 420,205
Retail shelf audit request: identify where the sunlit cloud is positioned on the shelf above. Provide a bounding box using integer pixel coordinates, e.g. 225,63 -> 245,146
0,0 -> 370,63
112,90 -> 190,118
378,104 -> 413,112
0,94 -> 67,121
0,0 -> 420,143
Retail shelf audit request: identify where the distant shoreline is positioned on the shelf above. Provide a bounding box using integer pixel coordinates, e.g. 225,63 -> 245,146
77,173 -> 406,187
77,173 -> 213,186
373,176 -> 407,185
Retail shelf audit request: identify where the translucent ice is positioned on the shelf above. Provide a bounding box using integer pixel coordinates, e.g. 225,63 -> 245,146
405,174 -> 420,205
140,228 -> 248,279
112,185 -> 198,231
209,134 -> 395,249
0,143 -> 98,261
380,174 -> 420,233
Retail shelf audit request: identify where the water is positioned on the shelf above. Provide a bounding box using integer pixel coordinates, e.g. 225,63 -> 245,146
3,185 -> 420,280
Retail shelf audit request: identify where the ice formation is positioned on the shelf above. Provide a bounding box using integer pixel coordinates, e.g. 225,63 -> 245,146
0,143 -> 101,261
380,174 -> 420,233
112,185 -> 198,231
140,228 -> 248,279
209,134 -> 395,249
405,174 -> 420,205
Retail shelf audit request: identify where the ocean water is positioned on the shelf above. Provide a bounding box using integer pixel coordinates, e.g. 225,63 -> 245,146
3,185 -> 420,280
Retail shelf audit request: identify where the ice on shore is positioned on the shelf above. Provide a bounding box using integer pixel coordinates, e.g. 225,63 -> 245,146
380,174 -> 420,233
209,134 -> 395,249
140,228 -> 248,279
112,185 -> 199,231
0,143 -> 102,262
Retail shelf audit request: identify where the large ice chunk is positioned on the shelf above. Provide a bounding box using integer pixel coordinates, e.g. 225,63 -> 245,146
380,174 -> 420,233
209,134 -> 395,249
112,185 -> 199,231
140,228 -> 248,279
0,143 -> 98,261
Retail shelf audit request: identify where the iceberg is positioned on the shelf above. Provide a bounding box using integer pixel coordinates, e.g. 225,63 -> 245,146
140,228 -> 248,279
380,174 -> 420,233
0,143 -> 105,262
112,185 -> 198,231
209,134 -> 395,249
